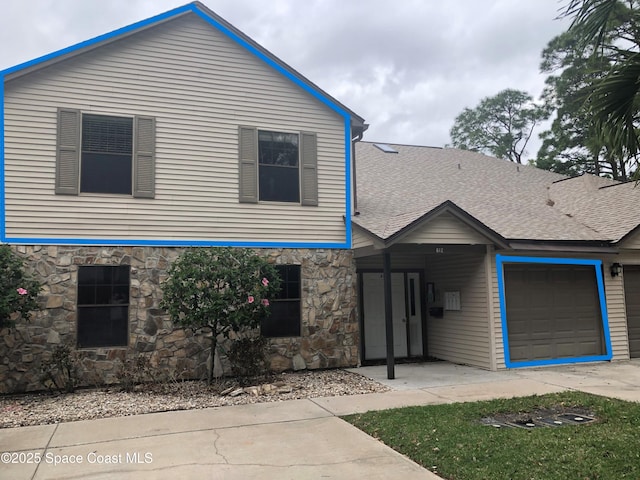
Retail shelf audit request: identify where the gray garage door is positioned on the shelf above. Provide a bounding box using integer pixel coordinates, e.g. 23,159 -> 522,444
624,266 -> 640,358
504,264 -> 604,362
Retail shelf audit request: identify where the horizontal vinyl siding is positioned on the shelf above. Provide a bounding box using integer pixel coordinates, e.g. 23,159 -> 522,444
619,231 -> 640,250
489,253 -> 505,369
603,269 -> 629,360
497,252 -> 630,365
402,213 -> 492,244
352,228 -> 374,249
4,14 -> 348,244
426,253 -> 491,369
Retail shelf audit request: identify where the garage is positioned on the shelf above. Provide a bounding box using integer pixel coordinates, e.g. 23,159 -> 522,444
503,263 -> 605,363
624,266 -> 640,357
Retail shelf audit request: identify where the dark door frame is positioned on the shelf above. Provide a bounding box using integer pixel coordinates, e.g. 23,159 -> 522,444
358,268 -> 428,370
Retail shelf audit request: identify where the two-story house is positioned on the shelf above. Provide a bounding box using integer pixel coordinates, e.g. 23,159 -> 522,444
2,2 -> 640,393
1,2 -> 366,392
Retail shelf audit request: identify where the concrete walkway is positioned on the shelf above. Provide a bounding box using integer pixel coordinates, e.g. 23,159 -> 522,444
3,360 -> 640,479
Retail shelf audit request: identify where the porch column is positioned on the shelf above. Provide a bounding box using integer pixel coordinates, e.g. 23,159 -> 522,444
383,249 -> 395,379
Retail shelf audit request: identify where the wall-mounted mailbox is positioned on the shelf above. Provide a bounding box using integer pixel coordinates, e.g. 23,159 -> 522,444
429,307 -> 444,318
444,291 -> 461,311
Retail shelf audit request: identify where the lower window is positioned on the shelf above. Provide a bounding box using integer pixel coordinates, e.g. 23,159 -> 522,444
77,265 -> 130,348
261,265 -> 301,337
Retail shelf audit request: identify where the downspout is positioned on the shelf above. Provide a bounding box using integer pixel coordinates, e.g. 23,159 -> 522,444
351,129 -> 364,214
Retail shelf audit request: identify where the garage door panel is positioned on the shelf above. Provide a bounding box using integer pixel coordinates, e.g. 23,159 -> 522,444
532,321 -> 552,335
504,264 -> 604,363
532,344 -> 553,360
577,341 -> 601,356
509,319 -> 528,336
509,345 -> 529,361
624,266 -> 640,358
555,342 -> 576,357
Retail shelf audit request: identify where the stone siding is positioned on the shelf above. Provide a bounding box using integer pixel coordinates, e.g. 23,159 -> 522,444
0,246 -> 358,393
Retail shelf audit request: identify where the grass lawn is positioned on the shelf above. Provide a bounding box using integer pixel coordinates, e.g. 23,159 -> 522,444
343,392 -> 640,480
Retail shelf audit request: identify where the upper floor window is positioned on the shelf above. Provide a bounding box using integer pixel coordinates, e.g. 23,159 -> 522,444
81,114 -> 133,195
238,126 -> 318,206
258,131 -> 299,202
55,108 -> 156,198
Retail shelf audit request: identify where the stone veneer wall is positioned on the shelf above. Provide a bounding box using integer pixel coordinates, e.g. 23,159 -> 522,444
0,246 -> 358,393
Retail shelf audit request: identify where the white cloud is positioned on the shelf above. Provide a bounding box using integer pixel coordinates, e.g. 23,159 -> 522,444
1,0 -> 572,158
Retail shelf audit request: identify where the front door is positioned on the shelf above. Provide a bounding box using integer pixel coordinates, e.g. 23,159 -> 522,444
362,272 -> 423,360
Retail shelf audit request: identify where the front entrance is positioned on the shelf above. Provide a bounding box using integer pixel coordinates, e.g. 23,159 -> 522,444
361,271 -> 424,361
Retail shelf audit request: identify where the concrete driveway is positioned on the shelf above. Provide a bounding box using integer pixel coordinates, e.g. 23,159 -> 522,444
2,360 -> 640,479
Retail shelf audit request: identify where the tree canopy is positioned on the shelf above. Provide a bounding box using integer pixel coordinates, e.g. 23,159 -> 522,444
547,0 -> 640,179
450,89 -> 548,164
534,28 -> 634,179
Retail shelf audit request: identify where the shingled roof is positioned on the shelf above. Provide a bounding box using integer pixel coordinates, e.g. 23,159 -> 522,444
353,142 -> 639,244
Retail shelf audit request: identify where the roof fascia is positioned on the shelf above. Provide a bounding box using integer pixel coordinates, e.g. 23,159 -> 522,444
384,200 -> 509,248
1,2 -> 365,129
191,2 -> 365,128
1,4 -> 193,80
352,222 -> 386,250
614,223 -> 640,247
507,240 -> 617,254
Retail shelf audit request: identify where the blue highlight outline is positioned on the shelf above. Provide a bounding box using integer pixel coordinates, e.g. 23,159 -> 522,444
0,79 -> 5,241
496,254 -> 613,368
1,3 -> 353,249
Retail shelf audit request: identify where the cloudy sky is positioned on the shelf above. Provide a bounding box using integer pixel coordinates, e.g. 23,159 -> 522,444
0,0 -> 571,158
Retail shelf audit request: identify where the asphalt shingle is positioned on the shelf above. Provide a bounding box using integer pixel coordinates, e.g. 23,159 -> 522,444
354,142 -> 638,242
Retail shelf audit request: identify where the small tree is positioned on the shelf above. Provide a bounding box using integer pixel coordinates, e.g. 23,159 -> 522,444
0,244 -> 42,329
160,247 -> 281,383
450,89 -> 548,164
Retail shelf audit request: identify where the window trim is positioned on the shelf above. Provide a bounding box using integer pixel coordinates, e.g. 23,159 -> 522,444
258,129 -> 300,204
55,108 -> 156,199
76,265 -> 130,349
261,264 -> 302,338
80,113 -> 134,196
238,126 -> 318,206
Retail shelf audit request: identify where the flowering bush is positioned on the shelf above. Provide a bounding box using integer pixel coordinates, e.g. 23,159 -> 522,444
160,247 -> 280,382
0,245 -> 42,329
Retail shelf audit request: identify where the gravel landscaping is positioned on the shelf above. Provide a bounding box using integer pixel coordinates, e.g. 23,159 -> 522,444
0,369 -> 389,429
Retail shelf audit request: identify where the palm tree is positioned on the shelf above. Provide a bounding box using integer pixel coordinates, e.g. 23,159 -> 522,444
564,0 -> 640,178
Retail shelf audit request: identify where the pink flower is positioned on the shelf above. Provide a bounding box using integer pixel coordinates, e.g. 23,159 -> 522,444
247,296 -> 255,304
261,299 -> 270,306
262,277 -> 269,287
17,288 -> 28,296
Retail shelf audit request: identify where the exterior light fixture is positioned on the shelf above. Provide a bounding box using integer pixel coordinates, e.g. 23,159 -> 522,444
610,263 -> 622,277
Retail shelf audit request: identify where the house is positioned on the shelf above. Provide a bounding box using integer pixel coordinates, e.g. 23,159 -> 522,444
1,3 -> 639,393
353,142 -> 640,374
0,2 -> 365,392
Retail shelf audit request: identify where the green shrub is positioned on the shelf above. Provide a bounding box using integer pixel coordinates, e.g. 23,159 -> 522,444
160,247 -> 280,383
116,355 -> 157,392
0,245 -> 42,329
39,344 -> 81,393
